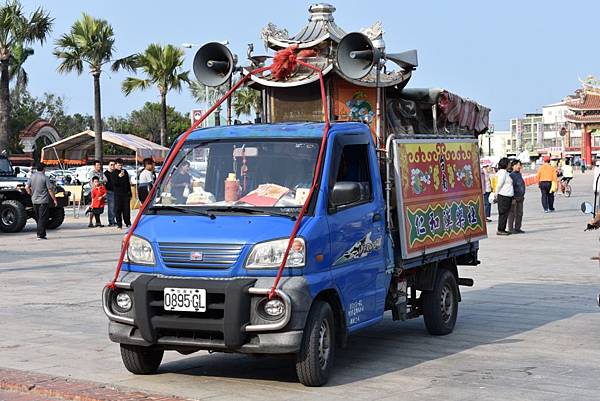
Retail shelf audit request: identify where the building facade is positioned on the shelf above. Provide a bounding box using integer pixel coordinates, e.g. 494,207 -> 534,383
509,113 -> 543,154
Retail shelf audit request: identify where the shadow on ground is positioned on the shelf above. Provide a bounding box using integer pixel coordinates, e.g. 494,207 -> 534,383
152,282 -> 599,386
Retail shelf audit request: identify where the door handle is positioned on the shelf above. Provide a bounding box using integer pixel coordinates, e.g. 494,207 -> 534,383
372,213 -> 382,222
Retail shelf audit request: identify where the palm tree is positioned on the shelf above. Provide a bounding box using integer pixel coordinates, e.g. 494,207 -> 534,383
233,87 -> 262,122
9,42 -> 34,99
0,0 -> 52,153
118,43 -> 189,146
54,13 -> 119,162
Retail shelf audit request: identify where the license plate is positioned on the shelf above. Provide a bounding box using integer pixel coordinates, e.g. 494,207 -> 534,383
163,288 -> 206,312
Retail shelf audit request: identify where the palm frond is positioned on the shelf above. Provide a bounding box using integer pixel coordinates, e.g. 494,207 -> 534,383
121,77 -> 150,96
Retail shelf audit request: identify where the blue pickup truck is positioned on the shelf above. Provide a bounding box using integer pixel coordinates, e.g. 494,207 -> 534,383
103,121 -> 483,386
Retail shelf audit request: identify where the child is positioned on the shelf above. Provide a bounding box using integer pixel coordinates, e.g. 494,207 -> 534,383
89,176 -> 107,227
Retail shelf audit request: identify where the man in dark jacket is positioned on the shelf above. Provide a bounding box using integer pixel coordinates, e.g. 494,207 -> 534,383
103,160 -> 116,226
508,159 -> 526,234
111,158 -> 131,229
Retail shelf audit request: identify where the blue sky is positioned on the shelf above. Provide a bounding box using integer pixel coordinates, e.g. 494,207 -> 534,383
20,0 -> 600,130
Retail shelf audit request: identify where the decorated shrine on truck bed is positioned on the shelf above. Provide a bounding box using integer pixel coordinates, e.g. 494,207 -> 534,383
245,3 -> 490,142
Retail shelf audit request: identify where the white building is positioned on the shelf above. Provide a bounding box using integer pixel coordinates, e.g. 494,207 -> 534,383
480,130 -> 512,158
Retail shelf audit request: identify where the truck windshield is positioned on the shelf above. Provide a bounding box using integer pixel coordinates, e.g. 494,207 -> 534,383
151,139 -> 320,210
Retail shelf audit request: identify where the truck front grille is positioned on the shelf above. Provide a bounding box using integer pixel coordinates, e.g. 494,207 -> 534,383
157,242 -> 244,269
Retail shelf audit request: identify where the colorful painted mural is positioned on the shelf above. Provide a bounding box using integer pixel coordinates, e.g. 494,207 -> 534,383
394,139 -> 487,258
332,78 -> 377,139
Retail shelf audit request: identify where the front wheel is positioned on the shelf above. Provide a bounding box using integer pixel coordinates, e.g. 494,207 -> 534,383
422,269 -> 459,335
295,300 -> 335,386
565,184 -> 572,197
120,344 -> 163,375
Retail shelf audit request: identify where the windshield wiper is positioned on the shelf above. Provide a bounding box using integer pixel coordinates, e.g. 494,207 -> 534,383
148,205 -> 215,219
205,206 -> 297,220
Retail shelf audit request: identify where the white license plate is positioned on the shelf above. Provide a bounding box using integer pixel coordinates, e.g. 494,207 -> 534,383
163,288 -> 206,312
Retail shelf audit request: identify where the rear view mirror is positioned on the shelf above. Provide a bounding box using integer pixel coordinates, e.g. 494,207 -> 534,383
233,147 -> 258,157
582,201 -> 594,215
330,182 -> 361,209
14,166 -> 20,175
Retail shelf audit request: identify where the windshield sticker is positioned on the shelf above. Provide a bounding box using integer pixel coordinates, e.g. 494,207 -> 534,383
334,232 -> 382,265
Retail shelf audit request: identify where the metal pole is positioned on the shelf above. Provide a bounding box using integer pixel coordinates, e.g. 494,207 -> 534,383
227,75 -> 232,126
375,58 -> 382,149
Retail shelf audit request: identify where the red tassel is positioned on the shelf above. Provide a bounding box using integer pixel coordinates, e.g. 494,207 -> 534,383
271,45 -> 317,81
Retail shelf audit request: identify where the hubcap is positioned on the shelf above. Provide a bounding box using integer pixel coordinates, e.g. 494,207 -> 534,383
440,284 -> 454,324
1,208 -> 15,226
317,319 -> 331,369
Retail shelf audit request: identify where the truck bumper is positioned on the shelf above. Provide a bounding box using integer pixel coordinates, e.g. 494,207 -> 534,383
108,320 -> 303,354
103,274 -> 311,354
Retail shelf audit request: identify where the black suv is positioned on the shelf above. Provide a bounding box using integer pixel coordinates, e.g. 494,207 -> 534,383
0,155 -> 69,233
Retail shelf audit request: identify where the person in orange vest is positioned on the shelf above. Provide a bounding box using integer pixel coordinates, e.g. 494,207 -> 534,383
536,156 -> 558,213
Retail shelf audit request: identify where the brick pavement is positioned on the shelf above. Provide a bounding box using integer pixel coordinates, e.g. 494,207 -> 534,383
0,368 -> 191,401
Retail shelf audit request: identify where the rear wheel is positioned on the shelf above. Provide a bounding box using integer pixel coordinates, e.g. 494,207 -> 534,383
296,300 -> 335,386
422,269 -> 459,335
0,200 -> 27,233
46,207 -> 65,229
120,344 -> 163,375
565,184 -> 572,197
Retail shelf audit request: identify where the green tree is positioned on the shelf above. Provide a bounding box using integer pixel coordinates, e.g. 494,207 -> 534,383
233,87 -> 262,121
118,43 -> 189,146
54,13 -> 122,162
0,0 -> 52,153
126,102 -> 188,145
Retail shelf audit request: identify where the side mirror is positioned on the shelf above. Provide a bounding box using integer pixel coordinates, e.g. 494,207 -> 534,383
330,181 -> 362,210
14,166 -> 20,175
582,201 -> 594,215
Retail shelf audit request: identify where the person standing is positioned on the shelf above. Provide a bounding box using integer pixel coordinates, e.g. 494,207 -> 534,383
104,160 -> 116,226
111,158 -> 132,229
536,156 -> 557,213
493,157 -> 514,235
88,176 -> 106,228
170,160 -> 192,204
481,162 -> 492,222
25,163 -> 57,240
87,160 -> 105,185
137,158 -> 156,203
508,159 -> 526,234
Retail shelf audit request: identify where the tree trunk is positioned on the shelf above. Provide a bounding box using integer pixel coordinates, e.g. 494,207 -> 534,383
93,72 -> 103,163
159,91 -> 167,146
0,59 -> 11,153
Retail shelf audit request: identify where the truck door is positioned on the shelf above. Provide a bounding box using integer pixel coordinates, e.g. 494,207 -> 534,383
326,134 -> 386,329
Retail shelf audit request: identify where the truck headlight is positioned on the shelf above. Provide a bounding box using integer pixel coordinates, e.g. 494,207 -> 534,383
125,235 -> 155,265
245,238 -> 305,269
115,292 -> 132,312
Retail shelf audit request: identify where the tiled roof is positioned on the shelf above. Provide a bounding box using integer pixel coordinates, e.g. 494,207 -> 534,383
18,119 -> 55,138
564,91 -> 600,110
564,113 -> 600,123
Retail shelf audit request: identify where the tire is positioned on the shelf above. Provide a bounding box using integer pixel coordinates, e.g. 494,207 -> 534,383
0,199 -> 27,233
120,344 -> 163,375
295,300 -> 335,387
422,268 -> 459,335
46,207 -> 65,230
565,185 -> 572,198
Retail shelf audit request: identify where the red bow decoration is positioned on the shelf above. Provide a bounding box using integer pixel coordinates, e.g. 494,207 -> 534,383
271,44 -> 317,81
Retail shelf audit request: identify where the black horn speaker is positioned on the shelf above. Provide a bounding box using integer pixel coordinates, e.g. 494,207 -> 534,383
336,32 -> 380,80
193,42 -> 234,87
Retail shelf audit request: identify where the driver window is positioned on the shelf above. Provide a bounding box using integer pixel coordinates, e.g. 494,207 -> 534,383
333,144 -> 372,205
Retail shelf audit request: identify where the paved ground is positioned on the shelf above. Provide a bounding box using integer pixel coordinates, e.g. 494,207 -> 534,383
0,172 -> 599,401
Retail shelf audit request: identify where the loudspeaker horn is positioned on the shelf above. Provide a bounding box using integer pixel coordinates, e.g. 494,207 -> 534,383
386,49 -> 418,70
193,42 -> 235,87
336,32 -> 380,80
